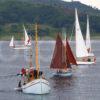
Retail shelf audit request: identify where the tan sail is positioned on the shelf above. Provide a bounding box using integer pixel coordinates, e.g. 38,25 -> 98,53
50,34 -> 70,69
66,38 -> 77,65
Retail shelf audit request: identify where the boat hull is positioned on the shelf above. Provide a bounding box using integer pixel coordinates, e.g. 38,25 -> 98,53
76,56 -> 96,65
77,61 -> 95,65
13,46 -> 30,50
21,79 -> 50,94
53,70 -> 72,77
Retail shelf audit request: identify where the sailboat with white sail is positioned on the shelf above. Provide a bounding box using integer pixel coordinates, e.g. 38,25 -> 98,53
75,8 -> 96,64
9,36 -> 15,47
9,25 -> 31,50
86,15 -> 95,58
50,34 -> 77,77
15,24 -> 50,94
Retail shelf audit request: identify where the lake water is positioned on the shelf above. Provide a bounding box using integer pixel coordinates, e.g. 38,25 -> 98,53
0,40 -> 100,100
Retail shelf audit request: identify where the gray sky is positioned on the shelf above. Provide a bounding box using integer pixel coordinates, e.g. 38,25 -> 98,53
62,0 -> 100,9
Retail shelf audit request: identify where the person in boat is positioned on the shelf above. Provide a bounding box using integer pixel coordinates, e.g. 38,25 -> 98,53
18,80 -> 22,88
33,69 -> 43,79
21,68 -> 26,76
19,68 -> 44,84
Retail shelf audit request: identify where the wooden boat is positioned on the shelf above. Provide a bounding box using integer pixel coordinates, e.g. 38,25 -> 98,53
15,24 -> 50,94
9,25 -> 31,50
50,34 -> 77,77
75,9 -> 96,64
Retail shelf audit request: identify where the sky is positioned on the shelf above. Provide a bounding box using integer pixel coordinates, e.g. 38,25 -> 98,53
62,0 -> 100,9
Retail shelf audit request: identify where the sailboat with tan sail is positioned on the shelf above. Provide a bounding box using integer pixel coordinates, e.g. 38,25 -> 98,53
50,34 -> 77,77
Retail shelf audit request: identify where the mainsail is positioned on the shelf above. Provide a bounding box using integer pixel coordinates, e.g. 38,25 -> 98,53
50,34 -> 70,69
86,15 -> 91,53
9,36 -> 15,47
66,38 -> 77,65
23,25 -> 31,46
75,8 -> 88,57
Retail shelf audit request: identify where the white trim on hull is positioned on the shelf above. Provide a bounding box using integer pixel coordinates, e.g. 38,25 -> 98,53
13,46 -> 30,50
77,61 -> 95,65
22,79 -> 50,94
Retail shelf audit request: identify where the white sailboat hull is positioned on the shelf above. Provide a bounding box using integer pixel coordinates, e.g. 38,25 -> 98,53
13,46 -> 30,50
76,56 -> 96,65
77,61 -> 95,65
22,79 -> 50,94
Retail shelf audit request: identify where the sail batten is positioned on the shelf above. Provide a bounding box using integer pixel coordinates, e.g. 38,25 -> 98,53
75,8 -> 88,57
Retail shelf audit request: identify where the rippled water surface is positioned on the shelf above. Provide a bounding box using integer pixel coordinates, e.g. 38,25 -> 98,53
0,40 -> 100,100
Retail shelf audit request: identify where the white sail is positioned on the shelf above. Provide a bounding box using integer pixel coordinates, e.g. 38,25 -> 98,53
23,25 -> 31,46
75,8 -> 88,57
9,36 -> 14,47
86,15 -> 91,52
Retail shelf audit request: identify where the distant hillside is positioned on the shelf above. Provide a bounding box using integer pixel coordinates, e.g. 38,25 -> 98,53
1,0 -> 99,16
0,0 -> 100,40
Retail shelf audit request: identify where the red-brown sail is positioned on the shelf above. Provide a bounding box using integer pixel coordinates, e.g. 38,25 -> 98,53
66,38 -> 77,65
50,34 -> 69,69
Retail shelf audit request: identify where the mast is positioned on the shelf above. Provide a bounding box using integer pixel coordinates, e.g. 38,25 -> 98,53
29,47 -> 33,68
35,24 -> 39,77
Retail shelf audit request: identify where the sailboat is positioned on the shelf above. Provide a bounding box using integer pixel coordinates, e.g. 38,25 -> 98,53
9,25 -> 31,50
86,15 -> 95,58
24,25 -> 31,46
50,34 -> 77,77
15,24 -> 50,94
9,36 -> 15,47
75,8 -> 95,64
